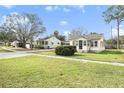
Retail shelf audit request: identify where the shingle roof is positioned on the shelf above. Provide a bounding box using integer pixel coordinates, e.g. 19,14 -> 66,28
70,34 -> 103,40
38,36 -> 52,41
82,34 -> 103,40
37,35 -> 62,41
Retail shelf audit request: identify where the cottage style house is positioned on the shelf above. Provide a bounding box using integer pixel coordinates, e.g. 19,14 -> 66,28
69,34 -> 105,52
37,36 -> 62,49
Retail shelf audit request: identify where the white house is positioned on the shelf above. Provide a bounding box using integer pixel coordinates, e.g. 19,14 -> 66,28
70,34 -> 105,52
37,36 -> 62,49
11,41 -> 32,49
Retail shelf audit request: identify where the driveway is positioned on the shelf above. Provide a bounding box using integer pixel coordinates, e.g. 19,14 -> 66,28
0,47 -> 54,59
0,52 -> 32,59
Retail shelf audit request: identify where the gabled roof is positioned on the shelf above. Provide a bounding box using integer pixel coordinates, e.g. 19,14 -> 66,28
70,34 -> 103,41
82,34 -> 103,40
37,35 -> 61,41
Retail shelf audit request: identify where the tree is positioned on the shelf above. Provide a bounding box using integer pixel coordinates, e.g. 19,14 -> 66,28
105,35 -> 124,49
0,23 -> 16,46
54,30 -> 59,37
103,5 -> 124,49
68,26 -> 88,40
53,30 -> 65,41
2,13 -> 46,48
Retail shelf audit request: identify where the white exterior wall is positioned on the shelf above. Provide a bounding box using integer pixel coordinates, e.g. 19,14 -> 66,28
90,39 -> 105,52
70,37 -> 105,52
26,43 -> 31,49
11,41 -> 19,48
43,36 -> 61,49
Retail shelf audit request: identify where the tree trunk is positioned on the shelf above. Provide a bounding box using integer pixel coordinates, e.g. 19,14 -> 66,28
30,41 -> 33,50
117,19 -> 120,49
4,42 -> 7,46
22,40 -> 26,48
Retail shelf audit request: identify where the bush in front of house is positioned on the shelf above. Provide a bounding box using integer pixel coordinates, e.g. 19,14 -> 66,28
55,45 -> 76,56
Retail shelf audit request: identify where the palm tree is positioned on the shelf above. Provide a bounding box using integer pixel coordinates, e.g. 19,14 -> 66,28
103,5 -> 124,49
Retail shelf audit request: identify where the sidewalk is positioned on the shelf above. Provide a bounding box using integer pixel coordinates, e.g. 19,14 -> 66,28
32,54 -> 124,67
1,47 -> 124,67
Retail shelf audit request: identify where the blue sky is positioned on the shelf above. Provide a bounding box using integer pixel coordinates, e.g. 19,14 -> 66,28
0,5 -> 124,39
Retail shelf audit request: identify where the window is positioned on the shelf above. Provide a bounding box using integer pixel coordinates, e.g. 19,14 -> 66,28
58,42 -> 59,44
79,40 -> 83,49
42,41 -> 44,45
51,42 -> 54,45
87,41 -> 90,46
95,41 -> 98,47
91,41 -> 93,47
45,41 -> 48,45
84,41 -> 86,46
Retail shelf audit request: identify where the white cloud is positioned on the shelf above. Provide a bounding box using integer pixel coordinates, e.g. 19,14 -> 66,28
71,5 -> 85,14
45,6 -> 60,11
63,7 -> 71,12
82,9 -> 85,14
45,6 -> 53,11
54,6 -> 60,10
44,5 -> 85,14
59,21 -> 68,26
1,5 -> 14,9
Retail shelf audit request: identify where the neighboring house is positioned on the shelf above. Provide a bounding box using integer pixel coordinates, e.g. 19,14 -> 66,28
36,36 -> 62,49
11,41 -> 32,49
69,34 -> 105,52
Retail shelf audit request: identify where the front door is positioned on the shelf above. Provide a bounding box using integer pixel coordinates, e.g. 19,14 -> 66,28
79,40 -> 83,49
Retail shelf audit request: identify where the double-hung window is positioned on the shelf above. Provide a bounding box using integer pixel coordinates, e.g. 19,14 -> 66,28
84,41 -> 86,46
95,41 -> 98,47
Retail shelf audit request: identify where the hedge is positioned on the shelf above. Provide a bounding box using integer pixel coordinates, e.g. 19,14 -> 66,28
55,45 -> 76,56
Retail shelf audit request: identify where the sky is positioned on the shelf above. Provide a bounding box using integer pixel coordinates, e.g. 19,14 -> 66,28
0,5 -> 124,40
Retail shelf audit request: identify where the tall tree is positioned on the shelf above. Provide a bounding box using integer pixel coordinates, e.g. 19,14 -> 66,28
68,26 -> 88,40
103,5 -> 124,49
2,13 -> 46,48
53,30 -> 65,41
0,23 -> 16,46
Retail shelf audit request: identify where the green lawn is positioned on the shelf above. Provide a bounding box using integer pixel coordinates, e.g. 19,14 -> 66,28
0,47 -> 12,52
33,49 -> 124,63
1,56 -> 124,88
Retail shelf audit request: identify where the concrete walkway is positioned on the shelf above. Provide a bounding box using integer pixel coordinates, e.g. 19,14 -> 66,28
32,54 -> 124,67
1,47 -> 124,67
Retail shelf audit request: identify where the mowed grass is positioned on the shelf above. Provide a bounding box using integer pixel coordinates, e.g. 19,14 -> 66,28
1,56 -> 124,88
0,47 -> 12,52
34,49 -> 124,63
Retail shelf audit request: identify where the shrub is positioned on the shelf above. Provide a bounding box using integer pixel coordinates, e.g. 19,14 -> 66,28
55,45 -> 76,56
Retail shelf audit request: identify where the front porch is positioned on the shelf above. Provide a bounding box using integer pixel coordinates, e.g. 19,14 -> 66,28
73,40 -> 105,52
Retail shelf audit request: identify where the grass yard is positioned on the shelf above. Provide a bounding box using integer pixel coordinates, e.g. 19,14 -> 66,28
33,49 -> 124,63
0,47 -> 12,52
1,55 -> 124,88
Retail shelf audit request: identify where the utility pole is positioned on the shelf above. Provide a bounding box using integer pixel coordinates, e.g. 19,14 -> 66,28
111,26 -> 113,49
